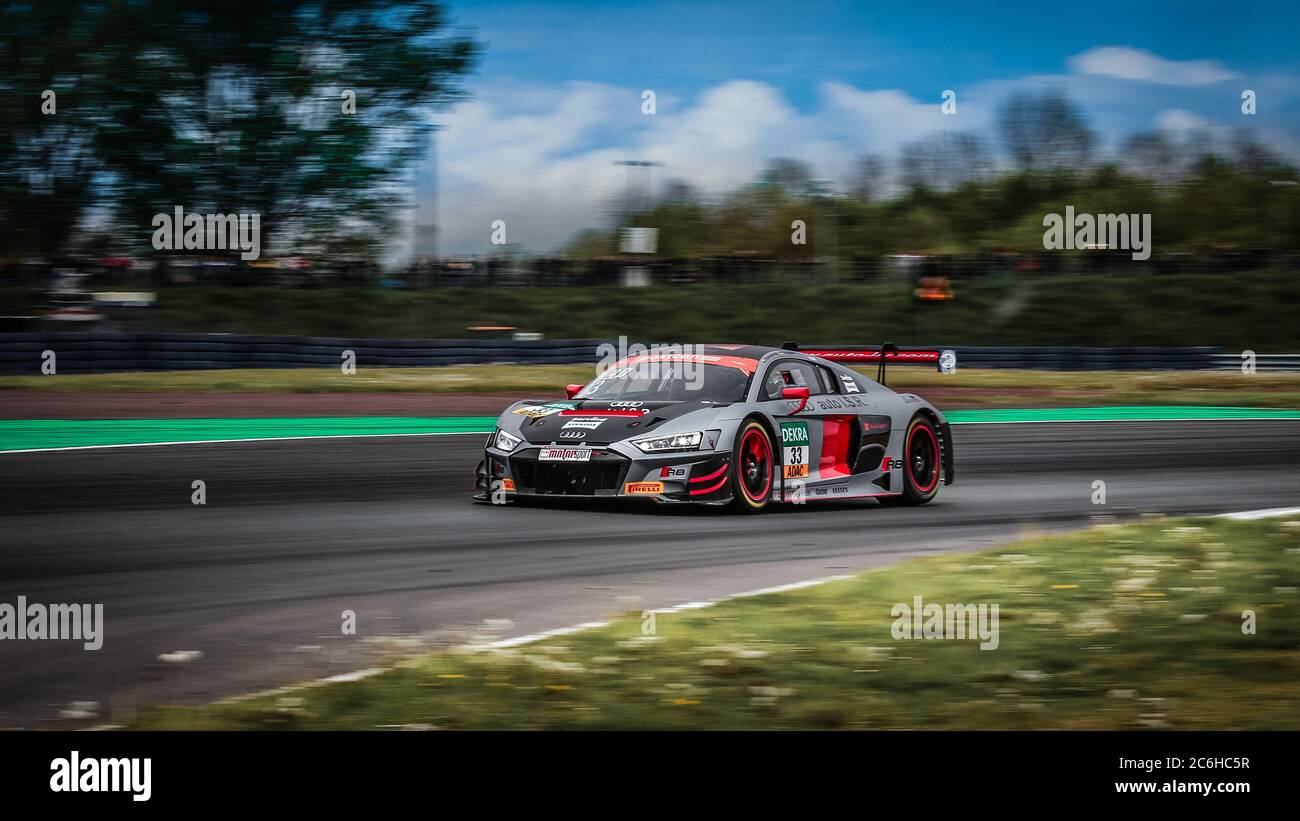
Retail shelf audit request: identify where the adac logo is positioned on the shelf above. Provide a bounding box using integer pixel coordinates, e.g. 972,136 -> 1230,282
780,422 -> 809,445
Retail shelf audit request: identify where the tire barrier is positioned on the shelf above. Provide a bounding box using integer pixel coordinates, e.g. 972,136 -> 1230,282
0,334 -> 1280,374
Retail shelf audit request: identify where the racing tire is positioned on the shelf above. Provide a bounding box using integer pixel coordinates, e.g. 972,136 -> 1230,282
729,420 -> 774,513
879,415 -> 942,506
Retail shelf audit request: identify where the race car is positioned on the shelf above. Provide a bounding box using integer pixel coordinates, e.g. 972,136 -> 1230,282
473,342 -> 956,512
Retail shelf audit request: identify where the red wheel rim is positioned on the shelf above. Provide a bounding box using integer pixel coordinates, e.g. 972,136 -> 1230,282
907,423 -> 939,493
739,427 -> 772,502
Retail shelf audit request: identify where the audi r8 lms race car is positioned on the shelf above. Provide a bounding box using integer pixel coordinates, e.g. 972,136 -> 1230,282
474,343 -> 956,511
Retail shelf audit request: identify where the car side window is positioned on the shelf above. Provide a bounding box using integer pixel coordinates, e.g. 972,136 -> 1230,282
761,361 -> 824,400
817,365 -> 840,394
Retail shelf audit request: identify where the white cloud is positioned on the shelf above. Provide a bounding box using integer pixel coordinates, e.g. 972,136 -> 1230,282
409,49 -> 1291,258
820,83 -> 970,147
1155,108 -> 1211,133
420,79 -> 943,256
1069,46 -> 1240,87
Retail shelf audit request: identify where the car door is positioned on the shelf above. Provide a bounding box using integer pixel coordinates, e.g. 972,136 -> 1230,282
756,359 -> 826,493
803,362 -> 862,483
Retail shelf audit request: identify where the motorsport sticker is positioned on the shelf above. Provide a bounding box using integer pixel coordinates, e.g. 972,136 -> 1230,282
624,481 -> 664,494
780,421 -> 810,479
539,447 -> 592,461
659,465 -> 689,480
562,417 -> 606,430
839,374 -> 860,393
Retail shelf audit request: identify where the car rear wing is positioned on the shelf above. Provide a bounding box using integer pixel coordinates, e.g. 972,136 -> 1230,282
784,342 -> 956,386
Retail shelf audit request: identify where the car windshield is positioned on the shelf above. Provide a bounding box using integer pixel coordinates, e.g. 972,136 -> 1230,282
577,362 -> 751,403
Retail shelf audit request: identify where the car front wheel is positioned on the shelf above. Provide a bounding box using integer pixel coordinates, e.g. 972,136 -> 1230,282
729,420 -> 773,513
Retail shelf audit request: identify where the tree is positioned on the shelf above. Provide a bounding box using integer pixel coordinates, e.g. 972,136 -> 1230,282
998,91 -> 1095,172
0,0 -> 479,260
759,158 -> 816,198
847,154 -> 886,203
1230,130 -> 1283,175
0,2 -> 109,259
1121,131 -> 1180,181
659,178 -> 702,207
899,132 -> 991,191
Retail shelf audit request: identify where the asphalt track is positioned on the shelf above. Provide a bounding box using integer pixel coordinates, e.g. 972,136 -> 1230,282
1,419 -> 1298,727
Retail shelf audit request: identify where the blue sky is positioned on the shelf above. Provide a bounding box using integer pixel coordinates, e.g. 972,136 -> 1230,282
416,0 -> 1300,255
451,0 -> 1294,106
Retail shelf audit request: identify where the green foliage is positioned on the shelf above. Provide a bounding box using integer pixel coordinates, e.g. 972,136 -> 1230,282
48,267 -> 1297,349
0,1 -> 478,259
589,160 -> 1300,261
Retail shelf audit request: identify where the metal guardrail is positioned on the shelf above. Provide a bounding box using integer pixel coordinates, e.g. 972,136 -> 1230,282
0,333 -> 609,374
1210,354 -> 1300,372
947,346 -> 1221,371
0,333 -> 1284,374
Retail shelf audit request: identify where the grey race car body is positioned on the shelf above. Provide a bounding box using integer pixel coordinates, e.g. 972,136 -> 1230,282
474,343 -> 955,510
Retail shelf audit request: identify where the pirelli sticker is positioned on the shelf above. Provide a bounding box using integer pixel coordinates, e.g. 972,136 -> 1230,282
624,481 -> 664,495
780,421 -> 810,479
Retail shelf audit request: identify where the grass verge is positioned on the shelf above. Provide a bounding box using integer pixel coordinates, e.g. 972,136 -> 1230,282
5,366 -> 1300,409
131,514 -> 1300,730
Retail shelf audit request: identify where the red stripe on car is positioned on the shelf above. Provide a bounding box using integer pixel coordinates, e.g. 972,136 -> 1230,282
689,475 -> 729,495
689,464 -> 728,483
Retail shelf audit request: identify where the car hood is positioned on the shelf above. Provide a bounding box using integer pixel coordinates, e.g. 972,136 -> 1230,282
505,399 -> 721,446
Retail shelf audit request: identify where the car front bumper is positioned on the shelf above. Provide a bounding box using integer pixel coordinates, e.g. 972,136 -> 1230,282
478,445 -> 733,503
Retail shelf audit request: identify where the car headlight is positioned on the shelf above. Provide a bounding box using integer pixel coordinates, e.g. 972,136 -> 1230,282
633,431 -> 703,453
494,429 -> 522,452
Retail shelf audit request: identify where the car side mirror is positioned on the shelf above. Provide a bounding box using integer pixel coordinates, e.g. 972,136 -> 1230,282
781,386 -> 810,414
565,384 -> 584,399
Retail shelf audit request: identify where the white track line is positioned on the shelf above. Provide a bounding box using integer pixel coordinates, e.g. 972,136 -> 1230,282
482,574 -> 857,650
488,621 -> 613,649
1217,506 -> 1300,520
